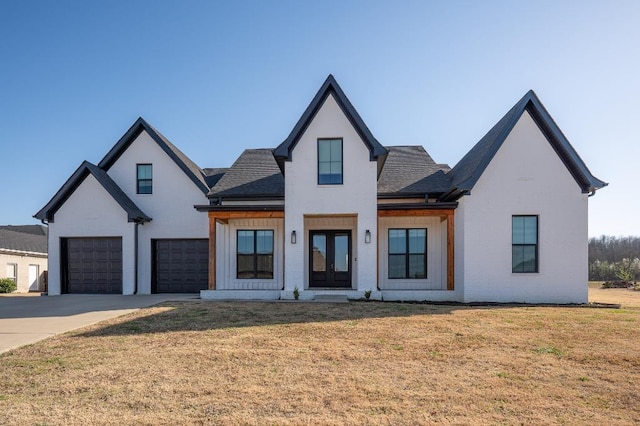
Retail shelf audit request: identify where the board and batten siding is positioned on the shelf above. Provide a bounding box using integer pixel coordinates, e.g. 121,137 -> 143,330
283,93 -> 378,292
378,216 -> 448,291
105,130 -> 209,294
457,110 -> 589,303
215,218 -> 283,290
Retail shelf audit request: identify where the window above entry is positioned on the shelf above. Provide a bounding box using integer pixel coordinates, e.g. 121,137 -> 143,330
318,138 -> 343,185
137,164 -> 152,194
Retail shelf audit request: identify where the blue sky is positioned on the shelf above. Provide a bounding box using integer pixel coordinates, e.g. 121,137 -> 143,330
0,1 -> 637,236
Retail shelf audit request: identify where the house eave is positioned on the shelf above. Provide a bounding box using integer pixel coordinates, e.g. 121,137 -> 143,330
195,204 -> 286,212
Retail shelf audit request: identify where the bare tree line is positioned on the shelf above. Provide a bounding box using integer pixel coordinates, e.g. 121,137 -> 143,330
589,235 -> 640,281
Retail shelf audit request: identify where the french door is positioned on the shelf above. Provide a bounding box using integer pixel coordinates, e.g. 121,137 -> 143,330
309,230 -> 352,288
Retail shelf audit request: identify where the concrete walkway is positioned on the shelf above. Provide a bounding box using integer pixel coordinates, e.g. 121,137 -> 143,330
0,294 -> 197,354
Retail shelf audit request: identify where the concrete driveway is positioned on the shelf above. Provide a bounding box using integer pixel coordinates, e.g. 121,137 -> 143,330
0,294 -> 197,354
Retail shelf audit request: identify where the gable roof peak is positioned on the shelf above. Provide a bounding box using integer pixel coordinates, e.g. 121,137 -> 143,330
34,161 -> 151,223
97,117 -> 209,194
274,75 -> 388,161
445,89 -> 607,197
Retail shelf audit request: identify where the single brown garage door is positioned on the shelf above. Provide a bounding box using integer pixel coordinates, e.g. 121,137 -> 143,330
61,237 -> 123,294
152,239 -> 208,293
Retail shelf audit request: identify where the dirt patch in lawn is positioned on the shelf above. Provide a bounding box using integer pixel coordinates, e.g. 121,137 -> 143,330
1,295 -> 639,425
589,282 -> 640,309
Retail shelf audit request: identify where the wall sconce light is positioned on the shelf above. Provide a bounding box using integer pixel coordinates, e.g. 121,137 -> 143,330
365,229 -> 371,244
291,230 -> 297,244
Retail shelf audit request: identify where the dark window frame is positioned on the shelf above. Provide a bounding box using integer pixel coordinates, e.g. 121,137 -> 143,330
236,230 -> 274,279
512,215 -> 539,273
137,164 -> 153,194
317,138 -> 343,185
388,228 -> 427,279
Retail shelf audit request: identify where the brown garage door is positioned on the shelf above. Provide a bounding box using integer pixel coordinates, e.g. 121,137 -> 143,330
152,239 -> 208,293
61,237 -> 123,294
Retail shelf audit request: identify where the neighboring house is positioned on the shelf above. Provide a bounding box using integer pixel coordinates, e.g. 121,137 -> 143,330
35,75 -> 606,303
0,225 -> 48,292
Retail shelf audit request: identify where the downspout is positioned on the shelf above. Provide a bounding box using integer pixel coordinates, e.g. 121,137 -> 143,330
134,221 -> 140,295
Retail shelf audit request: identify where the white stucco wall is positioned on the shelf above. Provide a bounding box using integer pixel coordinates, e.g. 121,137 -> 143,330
459,110 -> 589,303
284,93 -> 378,292
47,174 -> 135,295
0,253 -> 47,293
106,131 -> 209,294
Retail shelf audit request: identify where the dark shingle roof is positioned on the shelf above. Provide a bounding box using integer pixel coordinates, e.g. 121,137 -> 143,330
209,149 -> 284,198
0,225 -> 47,236
34,161 -> 151,223
377,146 -> 451,195
202,168 -> 228,188
275,75 -> 388,161
0,228 -> 47,254
98,117 -> 210,194
447,90 -> 607,195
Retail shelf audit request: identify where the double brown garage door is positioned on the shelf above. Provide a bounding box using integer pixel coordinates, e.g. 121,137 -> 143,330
61,238 -> 208,294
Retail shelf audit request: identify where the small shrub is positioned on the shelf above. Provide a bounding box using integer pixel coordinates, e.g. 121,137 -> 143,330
293,286 -> 299,300
364,290 -> 372,300
0,278 -> 17,293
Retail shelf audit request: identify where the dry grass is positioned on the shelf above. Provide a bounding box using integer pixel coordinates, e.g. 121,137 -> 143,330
1,291 -> 639,425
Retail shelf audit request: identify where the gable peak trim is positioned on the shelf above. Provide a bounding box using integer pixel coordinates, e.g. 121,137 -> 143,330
98,117 -> 209,194
274,75 -> 388,161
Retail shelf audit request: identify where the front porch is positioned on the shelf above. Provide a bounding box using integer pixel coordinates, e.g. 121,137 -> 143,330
199,203 -> 458,302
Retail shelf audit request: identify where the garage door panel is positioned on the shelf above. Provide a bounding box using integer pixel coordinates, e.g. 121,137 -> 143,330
63,237 -> 122,294
153,239 -> 208,293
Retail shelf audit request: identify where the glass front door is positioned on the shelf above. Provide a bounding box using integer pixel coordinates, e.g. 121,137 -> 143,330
309,230 -> 352,288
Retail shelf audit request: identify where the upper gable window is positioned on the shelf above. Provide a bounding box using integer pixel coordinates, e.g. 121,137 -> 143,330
318,138 -> 343,185
137,164 -> 152,194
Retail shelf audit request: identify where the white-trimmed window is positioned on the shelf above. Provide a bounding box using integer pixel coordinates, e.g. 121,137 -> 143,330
6,263 -> 17,284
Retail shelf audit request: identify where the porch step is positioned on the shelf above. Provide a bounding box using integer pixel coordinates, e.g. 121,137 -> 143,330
313,294 -> 349,303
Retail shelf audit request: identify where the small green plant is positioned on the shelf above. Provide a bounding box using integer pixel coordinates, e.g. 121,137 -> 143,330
533,346 -> 563,357
364,290 -> 372,300
0,278 -> 17,293
293,286 -> 299,300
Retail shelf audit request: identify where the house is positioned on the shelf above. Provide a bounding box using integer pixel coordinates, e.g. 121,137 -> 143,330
35,75 -> 606,303
0,225 -> 48,292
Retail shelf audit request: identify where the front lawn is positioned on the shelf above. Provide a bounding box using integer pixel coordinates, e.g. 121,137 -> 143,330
1,294 -> 639,424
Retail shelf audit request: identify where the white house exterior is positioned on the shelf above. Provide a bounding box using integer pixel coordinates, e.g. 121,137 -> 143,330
36,75 -> 606,303
0,226 -> 48,293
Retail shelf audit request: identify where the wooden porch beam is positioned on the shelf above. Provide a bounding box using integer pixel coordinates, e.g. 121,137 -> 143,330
377,209 -> 453,218
208,211 -> 284,220
447,212 -> 454,291
208,216 -> 216,290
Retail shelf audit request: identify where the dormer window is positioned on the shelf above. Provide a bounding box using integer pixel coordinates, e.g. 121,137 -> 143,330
137,164 -> 152,194
318,138 -> 343,185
